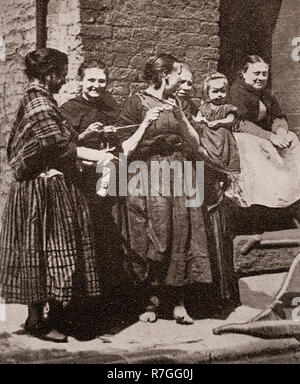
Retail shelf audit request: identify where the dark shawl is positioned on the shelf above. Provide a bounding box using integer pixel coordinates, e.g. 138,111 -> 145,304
8,83 -> 78,181
228,76 -> 286,132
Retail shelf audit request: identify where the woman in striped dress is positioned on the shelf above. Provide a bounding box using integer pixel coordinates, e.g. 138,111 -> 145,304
0,48 -> 115,342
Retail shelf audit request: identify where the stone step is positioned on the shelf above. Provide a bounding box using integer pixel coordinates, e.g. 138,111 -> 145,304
234,232 -> 300,277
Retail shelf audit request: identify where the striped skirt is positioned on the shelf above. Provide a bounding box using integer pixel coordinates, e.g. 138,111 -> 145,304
0,170 -> 100,304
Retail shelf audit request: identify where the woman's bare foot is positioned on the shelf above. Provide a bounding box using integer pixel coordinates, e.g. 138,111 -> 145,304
139,295 -> 159,323
173,305 -> 194,325
139,311 -> 157,323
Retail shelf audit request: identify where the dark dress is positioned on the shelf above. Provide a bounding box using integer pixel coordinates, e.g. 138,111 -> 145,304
182,98 -> 240,308
60,92 -> 124,290
199,102 -> 240,175
0,83 -> 100,304
60,92 -> 120,150
228,76 -> 287,138
118,91 -> 213,288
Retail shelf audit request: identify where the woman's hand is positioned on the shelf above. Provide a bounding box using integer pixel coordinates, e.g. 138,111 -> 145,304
122,107 -> 166,157
193,110 -> 209,124
77,146 -> 117,163
270,133 -> 291,148
276,129 -> 293,147
103,125 -> 117,134
78,122 -> 103,141
96,148 -> 117,163
172,98 -> 186,121
207,121 -> 219,129
143,106 -> 164,126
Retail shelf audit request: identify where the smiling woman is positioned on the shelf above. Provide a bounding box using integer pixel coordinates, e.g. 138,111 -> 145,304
79,62 -> 109,101
225,55 -> 300,209
0,48 -> 112,343
60,59 -> 123,336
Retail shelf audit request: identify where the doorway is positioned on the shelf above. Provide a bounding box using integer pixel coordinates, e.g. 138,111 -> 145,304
218,0 -> 282,84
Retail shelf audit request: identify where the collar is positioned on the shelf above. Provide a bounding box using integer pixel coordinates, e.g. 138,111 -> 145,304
25,81 -> 57,103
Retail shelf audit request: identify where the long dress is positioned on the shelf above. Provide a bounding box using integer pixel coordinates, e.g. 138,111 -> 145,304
118,91 -> 213,288
60,94 -> 124,290
0,83 -> 100,304
226,76 -> 300,208
199,102 -> 240,175
181,98 -> 240,307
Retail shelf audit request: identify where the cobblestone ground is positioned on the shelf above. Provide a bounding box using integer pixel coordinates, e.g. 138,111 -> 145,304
1,272 -> 300,364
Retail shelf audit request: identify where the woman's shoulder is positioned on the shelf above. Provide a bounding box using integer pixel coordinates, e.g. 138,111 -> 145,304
122,93 -> 143,111
60,95 -> 88,113
119,93 -> 144,125
23,85 -> 56,118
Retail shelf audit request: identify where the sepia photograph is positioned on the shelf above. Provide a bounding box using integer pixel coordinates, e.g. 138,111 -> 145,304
0,0 -> 300,370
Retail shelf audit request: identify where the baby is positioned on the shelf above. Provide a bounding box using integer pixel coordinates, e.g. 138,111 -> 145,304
194,72 -> 240,176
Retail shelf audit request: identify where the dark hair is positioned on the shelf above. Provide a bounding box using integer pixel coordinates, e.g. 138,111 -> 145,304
78,59 -> 109,80
24,48 -> 68,81
239,55 -> 268,74
143,53 -> 180,89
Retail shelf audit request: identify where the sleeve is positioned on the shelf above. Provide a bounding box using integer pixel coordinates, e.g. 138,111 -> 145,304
117,94 -> 143,143
228,86 -> 258,121
26,93 -> 77,161
272,118 -> 289,133
236,120 -> 271,140
223,104 -> 238,116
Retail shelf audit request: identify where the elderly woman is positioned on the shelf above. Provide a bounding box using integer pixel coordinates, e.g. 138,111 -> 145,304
118,54 -> 217,324
226,55 -> 300,209
0,49 -> 114,342
176,64 -> 240,310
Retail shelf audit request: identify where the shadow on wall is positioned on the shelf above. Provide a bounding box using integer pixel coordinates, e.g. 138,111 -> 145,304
218,0 -> 282,84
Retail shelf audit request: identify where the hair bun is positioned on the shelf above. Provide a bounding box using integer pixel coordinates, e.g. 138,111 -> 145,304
24,48 -> 68,81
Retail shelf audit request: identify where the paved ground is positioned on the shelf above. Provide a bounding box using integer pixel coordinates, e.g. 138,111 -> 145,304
1,272 -> 300,364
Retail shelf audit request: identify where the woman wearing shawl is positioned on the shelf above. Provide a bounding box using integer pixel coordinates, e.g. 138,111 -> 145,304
0,49 -> 114,342
226,55 -> 300,209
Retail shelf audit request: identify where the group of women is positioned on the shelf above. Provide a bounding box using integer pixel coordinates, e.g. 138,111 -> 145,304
0,48 -> 299,343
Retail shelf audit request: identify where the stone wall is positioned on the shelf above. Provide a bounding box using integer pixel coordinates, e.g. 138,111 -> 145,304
79,0 -> 221,101
47,0 -> 83,105
0,0 -> 36,221
272,0 -> 300,135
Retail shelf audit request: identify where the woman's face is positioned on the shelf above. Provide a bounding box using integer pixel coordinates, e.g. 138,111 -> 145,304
176,66 -> 193,99
81,67 -> 107,101
48,64 -> 68,94
242,62 -> 269,90
164,62 -> 184,95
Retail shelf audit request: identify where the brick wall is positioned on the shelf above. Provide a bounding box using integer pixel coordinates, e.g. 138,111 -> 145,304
79,0 -> 221,102
0,0 -> 36,222
272,0 -> 300,135
47,0 -> 84,105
